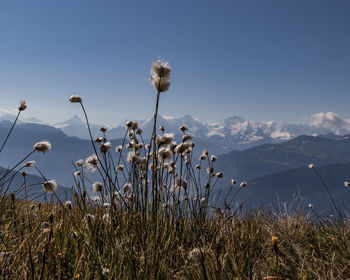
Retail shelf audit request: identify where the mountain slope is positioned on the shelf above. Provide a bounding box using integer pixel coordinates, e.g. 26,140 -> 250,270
215,135 -> 350,184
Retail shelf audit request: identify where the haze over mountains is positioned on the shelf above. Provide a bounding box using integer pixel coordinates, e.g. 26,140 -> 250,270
0,111 -> 350,210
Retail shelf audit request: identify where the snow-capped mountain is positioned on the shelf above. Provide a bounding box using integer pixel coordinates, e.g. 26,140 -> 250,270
2,111 -> 350,152
53,115 -> 104,139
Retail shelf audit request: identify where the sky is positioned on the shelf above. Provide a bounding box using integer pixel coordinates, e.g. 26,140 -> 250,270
0,0 -> 349,126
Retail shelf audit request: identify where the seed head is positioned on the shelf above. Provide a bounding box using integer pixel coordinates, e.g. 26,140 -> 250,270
309,163 -> 314,169
69,94 -> 82,103
116,145 -> 123,152
86,154 -> 99,171
74,171 -> 81,177
99,141 -> 111,153
100,126 -> 108,133
23,161 -> 35,167
151,59 -> 171,78
271,236 -> 278,246
344,181 -> 350,187
231,179 -> 236,185
43,180 -> 58,193
240,182 -> 247,188
33,141 -> 51,153
182,134 -> 192,142
18,100 -> 27,111
92,182 -> 103,192
116,164 -> 124,171
179,125 -> 188,132
123,183 -> 132,193
76,159 -> 84,166
65,200 -> 73,209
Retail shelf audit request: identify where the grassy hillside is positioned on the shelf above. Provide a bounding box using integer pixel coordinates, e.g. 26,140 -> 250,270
1,198 -> 350,279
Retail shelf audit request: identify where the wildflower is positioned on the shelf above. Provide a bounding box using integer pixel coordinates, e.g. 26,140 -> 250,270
102,213 -> 110,223
162,202 -> 169,209
203,149 -> 208,155
43,180 -> 58,193
126,121 -> 133,129
240,182 -> 247,188
76,159 -> 83,166
182,134 -> 192,142
137,143 -> 144,150
231,179 -> 236,185
344,181 -> 350,187
199,155 -> 206,160
116,145 -> 123,152
195,164 -> 201,170
158,147 -> 172,162
211,155 -> 218,162
188,248 -> 202,262
18,100 -> 27,111
33,141 -> 51,153
123,183 -> 132,193
91,196 -> 100,203
86,214 -> 95,223
94,137 -> 105,143
92,182 -> 103,192
102,267 -> 110,276
174,142 -> 191,154
174,176 -> 187,189
23,161 -> 35,167
309,163 -> 314,169
116,164 -> 124,171
179,125 -> 188,132
100,126 -> 108,133
74,171 -> 81,177
41,222 -> 50,231
151,59 -> 171,78
216,172 -> 223,178
308,203 -> 314,208
271,236 -> 278,246
152,76 -> 170,92
156,133 -> 174,146
99,141 -> 111,153
130,121 -> 138,130
65,200 -> 73,209
86,154 -> 99,170
207,167 -> 214,175
127,151 -> 137,163
69,94 -> 82,103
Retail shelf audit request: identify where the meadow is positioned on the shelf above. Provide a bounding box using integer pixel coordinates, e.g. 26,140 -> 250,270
0,60 -> 349,279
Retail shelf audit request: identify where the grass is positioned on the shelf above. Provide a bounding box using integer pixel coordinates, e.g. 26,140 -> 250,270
1,60 -> 350,279
1,198 -> 350,279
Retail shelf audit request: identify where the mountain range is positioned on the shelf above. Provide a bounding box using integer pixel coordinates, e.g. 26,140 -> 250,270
2,111 -> 350,152
0,112 -> 350,211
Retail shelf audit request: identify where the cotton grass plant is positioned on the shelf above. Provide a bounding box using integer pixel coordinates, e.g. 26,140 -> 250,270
0,60 -> 350,279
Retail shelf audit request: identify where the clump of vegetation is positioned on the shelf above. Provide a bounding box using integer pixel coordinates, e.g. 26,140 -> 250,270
0,60 -> 349,279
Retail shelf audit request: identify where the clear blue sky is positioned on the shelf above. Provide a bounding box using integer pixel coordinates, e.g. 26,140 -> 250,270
0,0 -> 349,125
